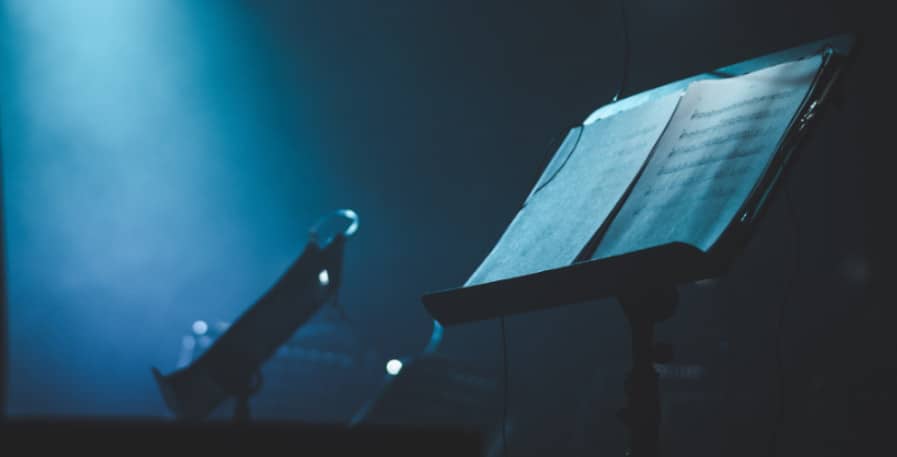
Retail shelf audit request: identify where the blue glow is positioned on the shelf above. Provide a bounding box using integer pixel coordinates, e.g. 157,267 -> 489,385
1,0 -> 329,417
423,320 -> 444,354
191,320 -> 208,336
386,359 -> 403,376
318,269 -> 330,286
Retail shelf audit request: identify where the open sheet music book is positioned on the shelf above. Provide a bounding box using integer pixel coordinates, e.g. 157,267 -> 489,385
466,53 -> 829,287
422,34 -> 855,325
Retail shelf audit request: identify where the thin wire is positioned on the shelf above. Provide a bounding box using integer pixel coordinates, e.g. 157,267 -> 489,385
612,0 -> 630,102
768,183 -> 801,456
530,0 -> 631,204
524,127 -> 583,207
500,316 -> 510,457
332,286 -> 351,322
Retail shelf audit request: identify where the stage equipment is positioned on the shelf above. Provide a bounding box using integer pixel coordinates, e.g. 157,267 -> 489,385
348,321 -> 504,456
153,209 -> 359,421
422,34 -> 857,457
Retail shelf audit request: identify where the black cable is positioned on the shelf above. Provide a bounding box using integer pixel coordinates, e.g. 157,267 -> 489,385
529,0 -> 631,205
331,285 -> 352,322
768,183 -> 801,456
250,369 -> 265,395
612,0 -> 630,102
500,316 -> 510,457
524,127 -> 584,206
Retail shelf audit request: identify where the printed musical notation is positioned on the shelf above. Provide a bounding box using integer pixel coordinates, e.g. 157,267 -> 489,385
465,93 -> 682,286
593,55 -> 823,259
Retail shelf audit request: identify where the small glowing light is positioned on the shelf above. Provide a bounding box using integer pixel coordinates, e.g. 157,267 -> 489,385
318,269 -> 330,286
386,359 -> 403,376
192,320 -> 208,335
338,209 -> 360,237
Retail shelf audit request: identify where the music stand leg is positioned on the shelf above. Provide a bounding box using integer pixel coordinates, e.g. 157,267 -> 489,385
234,391 -> 251,423
618,287 -> 677,457
232,370 -> 263,424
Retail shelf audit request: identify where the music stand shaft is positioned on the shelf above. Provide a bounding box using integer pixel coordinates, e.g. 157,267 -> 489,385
618,286 -> 677,457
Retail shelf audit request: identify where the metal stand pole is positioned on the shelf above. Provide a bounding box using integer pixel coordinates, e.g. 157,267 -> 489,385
618,286 -> 677,457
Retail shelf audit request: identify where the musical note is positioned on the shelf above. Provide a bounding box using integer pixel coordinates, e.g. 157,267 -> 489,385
593,55 -> 823,259
465,92 -> 682,286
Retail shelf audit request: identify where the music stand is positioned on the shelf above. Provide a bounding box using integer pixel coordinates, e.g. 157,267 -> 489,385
153,209 -> 359,421
422,34 -> 858,456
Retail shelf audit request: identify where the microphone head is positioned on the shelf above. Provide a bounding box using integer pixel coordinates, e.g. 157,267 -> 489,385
309,209 -> 359,249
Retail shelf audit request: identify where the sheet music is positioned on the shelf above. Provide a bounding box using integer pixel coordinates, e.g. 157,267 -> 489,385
466,92 -> 682,286
592,55 -> 823,260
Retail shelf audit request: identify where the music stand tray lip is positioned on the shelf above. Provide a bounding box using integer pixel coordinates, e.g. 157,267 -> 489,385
423,242 -> 721,326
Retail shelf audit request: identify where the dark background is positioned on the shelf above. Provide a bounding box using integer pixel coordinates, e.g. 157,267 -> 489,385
0,0 -> 890,456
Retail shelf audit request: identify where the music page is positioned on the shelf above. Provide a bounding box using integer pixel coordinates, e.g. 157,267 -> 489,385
592,55 -> 822,260
466,92 -> 682,286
